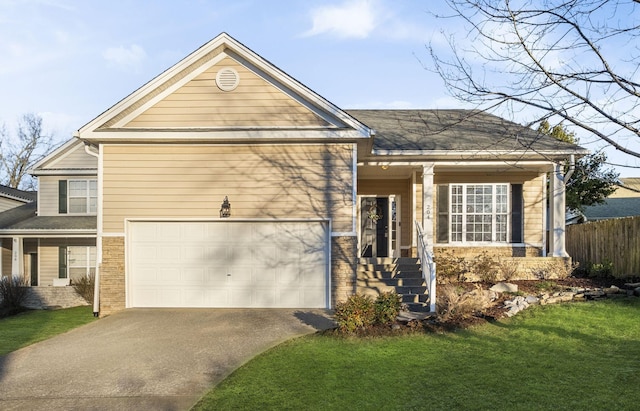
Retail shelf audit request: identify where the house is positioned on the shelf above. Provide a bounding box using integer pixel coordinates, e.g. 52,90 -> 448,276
582,178 -> 640,221
0,185 -> 36,212
0,33 -> 586,316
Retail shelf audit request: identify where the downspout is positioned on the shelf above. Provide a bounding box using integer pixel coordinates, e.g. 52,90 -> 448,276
565,154 -> 576,181
84,143 -> 101,317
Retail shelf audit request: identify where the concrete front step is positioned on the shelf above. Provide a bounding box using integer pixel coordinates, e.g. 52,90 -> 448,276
356,277 -> 425,287
358,257 -> 421,265
357,257 -> 429,313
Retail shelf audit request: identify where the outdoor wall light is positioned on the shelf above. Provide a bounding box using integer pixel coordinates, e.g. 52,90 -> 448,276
220,196 -> 231,218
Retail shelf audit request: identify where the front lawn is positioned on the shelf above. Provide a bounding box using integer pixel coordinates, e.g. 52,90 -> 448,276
194,298 -> 640,410
0,306 -> 96,356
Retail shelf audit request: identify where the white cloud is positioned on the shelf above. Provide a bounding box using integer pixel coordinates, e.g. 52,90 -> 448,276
102,44 -> 147,71
303,0 -> 379,39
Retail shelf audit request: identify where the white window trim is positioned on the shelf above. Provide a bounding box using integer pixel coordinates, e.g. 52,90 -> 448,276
68,179 -> 97,215
450,183 -> 510,244
68,246 -> 97,279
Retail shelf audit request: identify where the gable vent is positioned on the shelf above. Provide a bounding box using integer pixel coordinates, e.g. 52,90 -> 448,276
216,67 -> 239,91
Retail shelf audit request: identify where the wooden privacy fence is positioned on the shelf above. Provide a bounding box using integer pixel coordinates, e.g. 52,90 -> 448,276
566,215 -> 640,278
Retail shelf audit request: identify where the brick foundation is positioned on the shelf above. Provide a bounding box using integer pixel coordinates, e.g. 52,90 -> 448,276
331,236 -> 357,306
99,236 -> 126,317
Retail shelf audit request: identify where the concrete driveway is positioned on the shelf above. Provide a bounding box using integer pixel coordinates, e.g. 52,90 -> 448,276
0,308 -> 335,411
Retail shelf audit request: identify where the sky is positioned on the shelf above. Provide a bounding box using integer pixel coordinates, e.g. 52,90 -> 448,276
0,0 -> 637,177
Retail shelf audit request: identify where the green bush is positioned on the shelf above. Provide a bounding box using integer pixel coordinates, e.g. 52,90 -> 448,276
71,274 -> 95,303
334,294 -> 375,333
587,260 -> 614,278
374,291 -> 402,325
0,275 -> 29,309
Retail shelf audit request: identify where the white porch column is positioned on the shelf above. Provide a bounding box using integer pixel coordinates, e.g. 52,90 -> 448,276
11,237 -> 24,277
422,164 -> 435,250
550,163 -> 568,257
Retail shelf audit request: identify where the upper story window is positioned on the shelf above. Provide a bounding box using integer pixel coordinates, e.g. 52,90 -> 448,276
59,179 -> 97,215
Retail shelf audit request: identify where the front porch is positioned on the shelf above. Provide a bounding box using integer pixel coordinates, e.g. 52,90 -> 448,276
356,161 -> 573,281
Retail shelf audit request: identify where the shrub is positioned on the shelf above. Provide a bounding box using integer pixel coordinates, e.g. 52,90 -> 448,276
435,250 -> 469,284
71,274 -> 95,303
497,257 -> 520,281
334,294 -> 375,333
531,260 -> 578,280
437,284 -> 492,323
374,291 -> 403,325
470,251 -> 498,283
587,260 -> 614,278
0,275 -> 29,309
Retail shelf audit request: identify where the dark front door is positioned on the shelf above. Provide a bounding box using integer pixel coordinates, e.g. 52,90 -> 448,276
360,197 -> 389,258
30,253 -> 38,286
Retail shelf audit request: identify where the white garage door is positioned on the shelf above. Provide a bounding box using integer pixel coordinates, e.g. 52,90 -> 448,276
128,220 -> 329,308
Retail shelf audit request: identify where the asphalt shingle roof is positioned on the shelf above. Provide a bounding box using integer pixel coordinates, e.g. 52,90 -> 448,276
0,202 -> 96,231
346,109 -> 586,154
0,185 -> 37,202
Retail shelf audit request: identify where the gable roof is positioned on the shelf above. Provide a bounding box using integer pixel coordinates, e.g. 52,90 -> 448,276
30,138 -> 98,176
76,32 -> 372,142
0,185 -> 36,203
348,109 -> 587,160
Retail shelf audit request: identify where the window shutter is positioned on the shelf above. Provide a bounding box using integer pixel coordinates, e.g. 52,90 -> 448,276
58,246 -> 68,279
511,184 -> 524,243
59,180 -> 67,214
436,184 -> 449,243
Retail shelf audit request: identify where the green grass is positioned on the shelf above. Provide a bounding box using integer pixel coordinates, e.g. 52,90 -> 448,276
0,306 -> 96,356
194,298 -> 640,410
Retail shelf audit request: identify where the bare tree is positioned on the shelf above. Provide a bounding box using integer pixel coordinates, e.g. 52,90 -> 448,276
428,0 -> 640,164
0,113 -> 54,190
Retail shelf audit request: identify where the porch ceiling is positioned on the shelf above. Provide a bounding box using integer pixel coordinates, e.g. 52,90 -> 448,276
358,164 -> 418,179
358,161 -> 553,179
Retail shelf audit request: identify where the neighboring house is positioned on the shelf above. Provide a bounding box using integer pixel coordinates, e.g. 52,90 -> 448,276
0,33 -> 585,316
582,178 -> 640,221
0,185 -> 36,212
0,140 -> 97,286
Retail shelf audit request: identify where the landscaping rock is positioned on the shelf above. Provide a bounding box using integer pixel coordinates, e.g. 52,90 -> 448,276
634,287 -> 640,297
490,282 -> 518,293
525,296 -> 540,305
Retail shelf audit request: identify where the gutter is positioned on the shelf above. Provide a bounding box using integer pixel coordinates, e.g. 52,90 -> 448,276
84,144 -> 101,318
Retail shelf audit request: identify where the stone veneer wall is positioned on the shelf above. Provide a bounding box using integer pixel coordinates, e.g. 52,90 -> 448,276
331,236 -> 357,306
434,245 -> 543,258
99,236 -> 126,317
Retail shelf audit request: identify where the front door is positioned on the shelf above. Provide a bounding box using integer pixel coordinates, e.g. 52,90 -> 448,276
30,253 -> 38,286
360,197 -> 390,258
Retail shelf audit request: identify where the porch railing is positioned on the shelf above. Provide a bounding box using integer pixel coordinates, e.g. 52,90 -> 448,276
415,220 -> 437,313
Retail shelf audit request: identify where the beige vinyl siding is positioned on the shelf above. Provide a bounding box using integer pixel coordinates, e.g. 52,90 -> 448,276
39,238 -> 96,286
125,57 -> 330,128
38,175 -> 97,216
522,174 -> 545,245
0,197 -> 24,212
433,171 -> 544,245
102,144 -> 354,233
47,144 -> 97,169
358,178 -> 411,248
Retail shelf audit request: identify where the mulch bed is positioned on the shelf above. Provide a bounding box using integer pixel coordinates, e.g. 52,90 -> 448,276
325,276 -> 637,337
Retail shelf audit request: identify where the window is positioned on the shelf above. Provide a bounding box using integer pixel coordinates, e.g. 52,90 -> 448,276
67,246 -> 96,280
68,180 -> 97,214
450,184 -> 509,243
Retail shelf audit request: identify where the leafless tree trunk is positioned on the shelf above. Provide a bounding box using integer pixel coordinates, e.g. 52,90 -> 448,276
0,113 -> 54,190
428,0 -> 640,163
